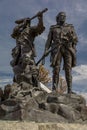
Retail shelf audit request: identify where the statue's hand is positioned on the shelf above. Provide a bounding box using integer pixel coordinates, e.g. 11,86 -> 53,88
44,49 -> 49,56
37,11 -> 43,19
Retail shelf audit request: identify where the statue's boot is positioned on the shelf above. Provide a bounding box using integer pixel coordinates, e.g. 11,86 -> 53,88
65,68 -> 72,94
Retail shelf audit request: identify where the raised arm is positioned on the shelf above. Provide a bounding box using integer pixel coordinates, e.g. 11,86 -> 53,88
30,13 -> 45,36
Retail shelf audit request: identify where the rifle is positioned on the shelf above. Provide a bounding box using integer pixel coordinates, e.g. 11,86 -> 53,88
15,8 -> 48,24
36,50 -> 50,66
36,44 -> 59,66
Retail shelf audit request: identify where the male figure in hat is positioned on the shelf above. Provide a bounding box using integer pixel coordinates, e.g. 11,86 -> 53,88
44,12 -> 78,93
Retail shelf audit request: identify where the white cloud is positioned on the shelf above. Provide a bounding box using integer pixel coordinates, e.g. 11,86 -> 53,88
80,93 -> 87,104
0,78 -> 12,88
75,1 -> 87,14
73,65 -> 87,81
0,79 -> 12,83
79,34 -> 87,44
68,65 -> 87,93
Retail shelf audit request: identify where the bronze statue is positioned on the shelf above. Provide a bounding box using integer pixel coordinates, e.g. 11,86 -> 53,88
44,12 -> 78,93
11,8 -> 47,84
11,10 -> 46,63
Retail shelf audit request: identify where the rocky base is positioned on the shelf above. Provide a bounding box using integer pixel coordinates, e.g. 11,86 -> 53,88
0,82 -> 87,123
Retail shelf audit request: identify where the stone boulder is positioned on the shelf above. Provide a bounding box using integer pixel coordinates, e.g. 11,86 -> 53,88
0,83 -> 87,123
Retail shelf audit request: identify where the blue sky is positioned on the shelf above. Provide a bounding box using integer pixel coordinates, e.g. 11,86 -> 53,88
0,0 -> 87,91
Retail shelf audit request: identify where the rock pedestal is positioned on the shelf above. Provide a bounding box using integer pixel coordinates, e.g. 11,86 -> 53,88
0,82 -> 87,123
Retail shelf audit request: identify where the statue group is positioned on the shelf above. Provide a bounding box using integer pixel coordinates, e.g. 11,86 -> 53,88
10,9 -> 78,94
1,9 -> 87,123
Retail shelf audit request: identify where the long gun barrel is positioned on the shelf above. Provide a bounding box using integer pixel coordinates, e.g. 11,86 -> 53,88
15,8 -> 48,24
30,8 -> 48,20
36,44 -> 59,66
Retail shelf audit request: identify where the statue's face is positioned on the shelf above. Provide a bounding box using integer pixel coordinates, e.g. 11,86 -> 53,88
56,12 -> 66,24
